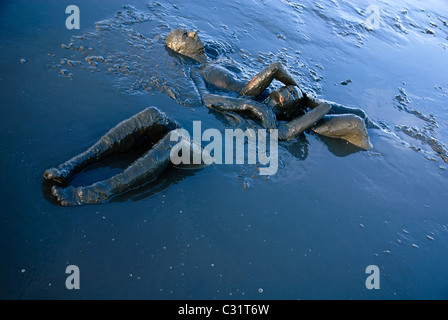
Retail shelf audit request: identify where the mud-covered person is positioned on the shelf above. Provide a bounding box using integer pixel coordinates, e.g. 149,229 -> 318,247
166,28 -> 377,149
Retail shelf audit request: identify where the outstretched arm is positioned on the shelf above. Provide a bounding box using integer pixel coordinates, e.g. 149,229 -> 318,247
239,62 -> 299,98
278,103 -> 330,141
191,69 -> 277,129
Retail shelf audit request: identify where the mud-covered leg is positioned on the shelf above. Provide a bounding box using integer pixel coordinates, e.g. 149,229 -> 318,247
326,102 -> 379,129
51,131 -> 179,206
278,103 -> 330,141
44,107 -> 179,183
304,94 -> 379,129
239,62 -> 299,97
311,114 -> 373,150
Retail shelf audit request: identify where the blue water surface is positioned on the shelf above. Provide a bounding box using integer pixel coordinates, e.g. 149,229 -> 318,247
0,0 -> 447,299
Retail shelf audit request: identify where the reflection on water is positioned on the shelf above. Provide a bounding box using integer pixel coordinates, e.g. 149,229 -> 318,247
316,135 -> 364,157
112,166 -> 198,203
1,0 -> 448,299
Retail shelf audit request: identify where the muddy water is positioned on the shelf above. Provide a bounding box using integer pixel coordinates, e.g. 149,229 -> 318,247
1,0 -> 448,299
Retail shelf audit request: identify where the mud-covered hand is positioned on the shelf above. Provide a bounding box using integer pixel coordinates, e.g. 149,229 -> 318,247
200,93 -> 277,129
250,102 -> 278,130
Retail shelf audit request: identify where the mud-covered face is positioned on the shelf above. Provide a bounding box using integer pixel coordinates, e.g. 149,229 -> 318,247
166,28 -> 205,59
267,85 -> 303,108
265,85 -> 305,119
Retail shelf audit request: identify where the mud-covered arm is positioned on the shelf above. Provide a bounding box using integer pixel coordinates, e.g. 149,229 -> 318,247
191,69 -> 277,129
278,103 -> 330,141
191,68 -> 210,101
239,62 -> 299,98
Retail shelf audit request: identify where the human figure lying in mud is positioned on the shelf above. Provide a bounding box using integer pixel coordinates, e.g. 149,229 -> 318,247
44,28 -> 377,206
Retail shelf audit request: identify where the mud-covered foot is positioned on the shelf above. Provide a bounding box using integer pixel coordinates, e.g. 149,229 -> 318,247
51,186 -> 80,206
51,183 -> 112,206
43,167 -> 71,183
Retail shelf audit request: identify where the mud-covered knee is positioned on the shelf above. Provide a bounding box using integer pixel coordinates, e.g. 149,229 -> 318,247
271,61 -> 282,71
139,106 -> 170,126
141,106 -> 165,120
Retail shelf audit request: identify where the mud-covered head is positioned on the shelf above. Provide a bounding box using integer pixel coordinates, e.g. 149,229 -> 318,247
264,85 -> 305,120
166,28 -> 206,62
